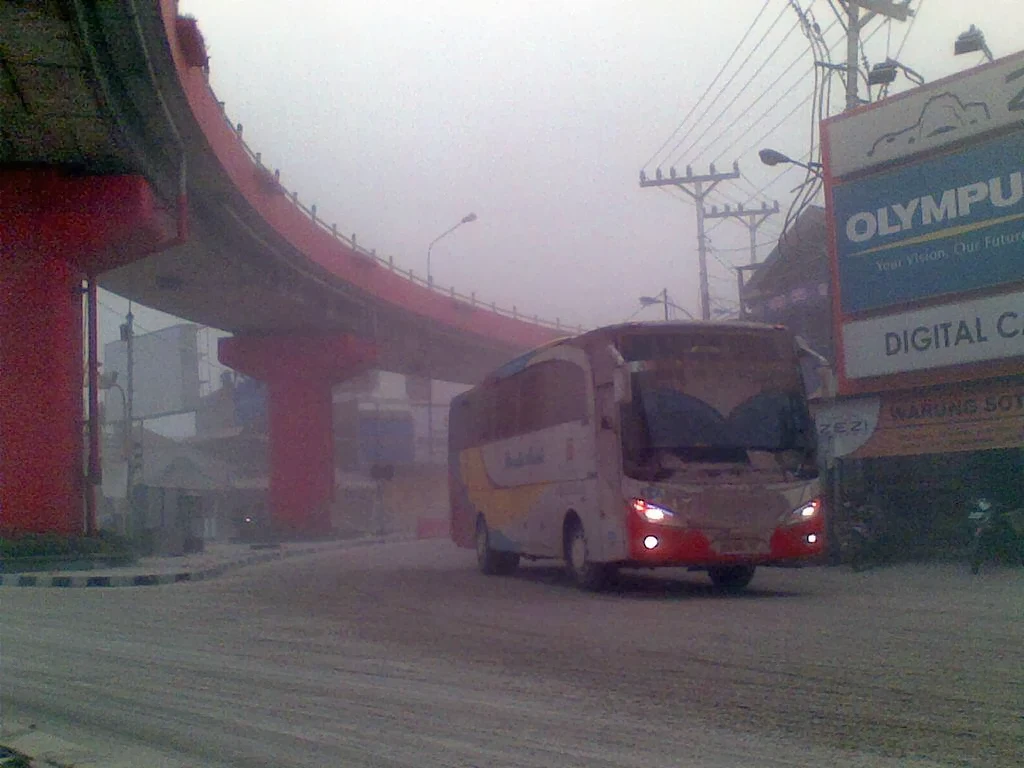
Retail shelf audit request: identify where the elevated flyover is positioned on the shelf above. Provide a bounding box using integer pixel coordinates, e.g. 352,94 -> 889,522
0,0 -> 569,535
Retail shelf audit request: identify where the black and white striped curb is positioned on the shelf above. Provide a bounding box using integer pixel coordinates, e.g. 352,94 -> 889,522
0,533 -> 415,588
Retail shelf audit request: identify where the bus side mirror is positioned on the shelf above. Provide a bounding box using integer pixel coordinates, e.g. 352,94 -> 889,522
613,368 -> 631,404
795,337 -> 834,399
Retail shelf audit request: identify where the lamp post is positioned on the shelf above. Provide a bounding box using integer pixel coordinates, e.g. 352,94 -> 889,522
426,212 -> 477,288
639,289 -> 694,320
425,213 -> 476,463
758,148 -> 823,177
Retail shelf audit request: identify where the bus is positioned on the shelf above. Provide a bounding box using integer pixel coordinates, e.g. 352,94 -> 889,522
448,321 -> 826,590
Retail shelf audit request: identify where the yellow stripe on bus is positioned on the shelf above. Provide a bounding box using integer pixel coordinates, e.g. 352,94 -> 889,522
460,448 -> 550,530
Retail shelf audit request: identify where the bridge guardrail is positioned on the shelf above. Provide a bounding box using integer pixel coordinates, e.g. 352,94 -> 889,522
212,92 -> 584,335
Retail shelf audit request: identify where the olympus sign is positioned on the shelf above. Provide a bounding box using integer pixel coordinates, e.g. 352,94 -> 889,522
844,172 -> 1023,245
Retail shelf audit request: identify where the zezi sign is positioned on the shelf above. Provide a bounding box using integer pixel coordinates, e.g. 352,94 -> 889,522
823,50 -> 1024,391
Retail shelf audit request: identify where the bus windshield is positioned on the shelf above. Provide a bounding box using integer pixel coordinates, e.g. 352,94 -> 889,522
617,328 -> 815,470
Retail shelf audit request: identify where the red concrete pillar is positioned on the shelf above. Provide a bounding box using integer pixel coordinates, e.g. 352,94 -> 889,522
219,335 -> 376,535
0,255 -> 84,535
266,376 -> 334,534
0,171 -> 168,536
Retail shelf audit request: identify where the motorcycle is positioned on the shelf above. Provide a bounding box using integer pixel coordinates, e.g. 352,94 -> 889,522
834,499 -> 887,572
967,498 -> 1024,574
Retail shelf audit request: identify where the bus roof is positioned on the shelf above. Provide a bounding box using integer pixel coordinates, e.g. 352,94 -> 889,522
484,335 -> 573,382
475,320 -> 789,386
575,319 -> 788,340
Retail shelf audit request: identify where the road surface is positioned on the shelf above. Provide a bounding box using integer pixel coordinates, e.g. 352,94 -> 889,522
2,540 -> 1021,767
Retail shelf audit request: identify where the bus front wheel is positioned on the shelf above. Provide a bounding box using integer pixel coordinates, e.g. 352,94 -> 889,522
564,518 -> 612,591
708,565 -> 755,590
475,518 -> 519,576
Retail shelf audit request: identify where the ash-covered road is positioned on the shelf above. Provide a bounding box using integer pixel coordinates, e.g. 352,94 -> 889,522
2,540 -> 1020,767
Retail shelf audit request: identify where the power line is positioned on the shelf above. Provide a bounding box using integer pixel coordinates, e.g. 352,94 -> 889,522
707,239 -> 779,253
653,187 -> 761,302
684,1 -> 847,169
705,64 -> 813,166
645,6 -> 838,226
685,11 -> 847,217
705,161 -> 805,240
656,2 -> 793,169
643,163 -> 741,320
703,12 -> 846,169
704,11 -> 894,240
892,0 -> 924,60
643,0 -> 775,170
671,16 -> 805,167
780,9 -> 896,232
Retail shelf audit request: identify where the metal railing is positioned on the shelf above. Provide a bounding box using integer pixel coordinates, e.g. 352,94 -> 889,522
208,85 -> 584,334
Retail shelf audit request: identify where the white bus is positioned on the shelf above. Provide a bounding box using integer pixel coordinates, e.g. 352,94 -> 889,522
448,321 -> 826,590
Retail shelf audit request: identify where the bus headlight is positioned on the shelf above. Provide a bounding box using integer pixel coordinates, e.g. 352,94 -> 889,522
782,498 -> 821,526
631,498 -> 674,523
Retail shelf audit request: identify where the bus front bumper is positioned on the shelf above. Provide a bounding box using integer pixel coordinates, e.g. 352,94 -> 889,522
625,515 -> 825,567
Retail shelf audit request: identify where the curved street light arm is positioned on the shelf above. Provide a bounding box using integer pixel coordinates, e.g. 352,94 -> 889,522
426,214 -> 477,286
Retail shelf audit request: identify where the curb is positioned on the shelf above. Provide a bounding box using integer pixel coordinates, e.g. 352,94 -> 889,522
0,534 -> 414,589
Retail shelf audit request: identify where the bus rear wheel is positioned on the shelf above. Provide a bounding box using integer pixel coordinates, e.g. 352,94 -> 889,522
475,518 -> 519,576
564,518 -> 612,591
708,565 -> 756,590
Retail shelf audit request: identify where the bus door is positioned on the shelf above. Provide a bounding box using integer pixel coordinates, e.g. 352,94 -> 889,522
590,344 -> 630,562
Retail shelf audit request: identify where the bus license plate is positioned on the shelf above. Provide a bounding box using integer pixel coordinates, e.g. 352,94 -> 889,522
716,538 -> 761,555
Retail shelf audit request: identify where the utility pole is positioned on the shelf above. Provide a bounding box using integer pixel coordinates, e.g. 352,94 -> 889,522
704,201 -> 780,265
840,1 -> 914,110
640,163 -> 740,320
845,2 -> 861,110
120,305 -> 135,534
85,277 -> 100,536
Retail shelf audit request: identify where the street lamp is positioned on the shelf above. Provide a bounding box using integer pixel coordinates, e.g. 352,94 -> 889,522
424,212 -> 476,463
426,212 -> 478,287
758,148 -> 823,176
955,25 -> 993,63
867,60 -> 898,86
639,289 -> 694,321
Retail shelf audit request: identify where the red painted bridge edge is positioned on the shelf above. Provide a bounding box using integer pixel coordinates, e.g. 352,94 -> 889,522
164,3 -> 563,353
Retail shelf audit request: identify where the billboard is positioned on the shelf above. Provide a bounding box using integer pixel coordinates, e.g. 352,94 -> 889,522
104,324 -> 202,420
833,130 -> 1024,314
842,288 -> 1024,379
814,376 -> 1024,459
826,52 -> 1024,178
823,50 -> 1024,393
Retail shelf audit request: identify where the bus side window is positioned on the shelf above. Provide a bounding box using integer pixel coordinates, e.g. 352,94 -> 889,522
470,388 -> 496,446
493,376 -> 521,440
534,360 -> 587,427
449,398 -> 468,451
518,365 -> 546,434
559,361 -> 588,424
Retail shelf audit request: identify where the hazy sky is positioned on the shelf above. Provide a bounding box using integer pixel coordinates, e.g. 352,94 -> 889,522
101,0 -> 1022,378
